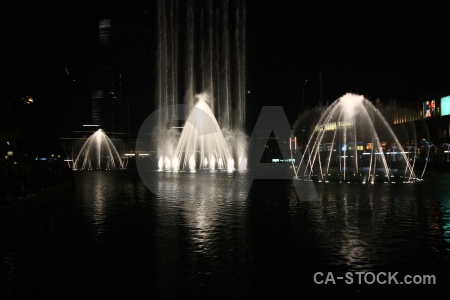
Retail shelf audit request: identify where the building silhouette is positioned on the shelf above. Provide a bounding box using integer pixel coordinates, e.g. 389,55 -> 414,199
379,88 -> 450,165
90,0 -> 154,149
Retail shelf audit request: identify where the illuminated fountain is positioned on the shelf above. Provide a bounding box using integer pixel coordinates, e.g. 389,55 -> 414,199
158,93 -> 235,172
154,0 -> 248,172
72,129 -> 126,170
291,93 -> 422,183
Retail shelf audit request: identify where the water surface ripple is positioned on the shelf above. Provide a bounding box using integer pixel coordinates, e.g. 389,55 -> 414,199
0,171 -> 449,298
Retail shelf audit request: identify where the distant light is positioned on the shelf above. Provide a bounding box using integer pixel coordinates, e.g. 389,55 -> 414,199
23,96 -> 33,104
7,151 -> 13,156
83,125 -> 100,127
386,152 -> 408,154
6,141 -> 10,145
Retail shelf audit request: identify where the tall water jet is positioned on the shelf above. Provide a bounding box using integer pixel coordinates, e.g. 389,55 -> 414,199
291,93 -> 422,183
72,129 -> 126,170
155,0 -> 248,171
210,155 -> 216,170
158,157 -> 164,171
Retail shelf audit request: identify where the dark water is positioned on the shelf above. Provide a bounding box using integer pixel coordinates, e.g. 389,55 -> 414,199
1,170 -> 449,298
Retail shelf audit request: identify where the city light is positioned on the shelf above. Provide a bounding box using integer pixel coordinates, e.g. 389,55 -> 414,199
22,95 -> 33,104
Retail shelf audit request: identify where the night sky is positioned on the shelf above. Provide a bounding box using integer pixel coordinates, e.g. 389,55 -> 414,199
0,0 -> 93,144
2,0 -> 450,140
247,1 -> 450,114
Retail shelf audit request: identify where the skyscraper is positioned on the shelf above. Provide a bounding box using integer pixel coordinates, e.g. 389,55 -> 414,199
90,0 -> 153,146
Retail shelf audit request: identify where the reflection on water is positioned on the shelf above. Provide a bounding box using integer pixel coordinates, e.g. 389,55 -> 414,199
442,199 -> 450,244
0,171 -> 449,297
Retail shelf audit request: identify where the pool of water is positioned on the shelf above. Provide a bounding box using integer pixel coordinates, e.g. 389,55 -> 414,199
1,170 -> 449,298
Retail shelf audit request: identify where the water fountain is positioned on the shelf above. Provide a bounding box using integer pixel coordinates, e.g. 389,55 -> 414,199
158,93 -> 234,172
154,0 -> 248,172
291,93 -> 422,183
72,129 -> 126,171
